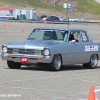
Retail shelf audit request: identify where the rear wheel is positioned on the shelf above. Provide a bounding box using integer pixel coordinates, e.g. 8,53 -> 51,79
7,61 -> 21,69
83,54 -> 98,69
47,54 -> 62,71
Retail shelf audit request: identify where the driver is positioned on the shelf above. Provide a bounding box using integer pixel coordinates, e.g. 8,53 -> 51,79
69,32 -> 75,41
43,31 -> 53,40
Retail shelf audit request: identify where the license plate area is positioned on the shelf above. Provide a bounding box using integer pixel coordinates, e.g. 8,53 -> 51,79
20,57 -> 29,63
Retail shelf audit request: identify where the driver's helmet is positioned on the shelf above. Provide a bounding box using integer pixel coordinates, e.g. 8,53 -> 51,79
43,31 -> 53,40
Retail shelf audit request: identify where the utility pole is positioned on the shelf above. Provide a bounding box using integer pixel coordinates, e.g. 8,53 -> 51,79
54,0 -> 56,6
66,6 -> 69,28
63,2 -> 72,28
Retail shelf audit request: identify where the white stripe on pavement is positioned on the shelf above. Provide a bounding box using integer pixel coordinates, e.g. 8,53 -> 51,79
95,89 -> 100,93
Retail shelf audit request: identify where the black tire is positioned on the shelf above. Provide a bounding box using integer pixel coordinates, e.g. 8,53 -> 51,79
47,54 -> 62,71
7,61 -> 21,69
83,54 -> 98,69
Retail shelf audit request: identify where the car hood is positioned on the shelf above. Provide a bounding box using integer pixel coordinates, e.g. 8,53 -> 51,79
5,40 -> 62,50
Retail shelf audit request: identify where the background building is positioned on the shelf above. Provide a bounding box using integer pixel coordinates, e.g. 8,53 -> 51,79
0,8 -> 36,20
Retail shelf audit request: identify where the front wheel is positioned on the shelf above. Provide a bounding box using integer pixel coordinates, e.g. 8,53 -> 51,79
47,54 -> 62,71
83,54 -> 98,69
7,61 -> 21,69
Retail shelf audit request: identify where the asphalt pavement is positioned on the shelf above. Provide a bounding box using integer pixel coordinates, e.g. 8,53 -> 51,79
0,22 -> 100,100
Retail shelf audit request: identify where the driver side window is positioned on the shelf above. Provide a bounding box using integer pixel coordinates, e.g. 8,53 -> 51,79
68,31 -> 80,42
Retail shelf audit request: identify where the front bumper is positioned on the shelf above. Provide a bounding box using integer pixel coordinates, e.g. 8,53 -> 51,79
1,53 -> 53,64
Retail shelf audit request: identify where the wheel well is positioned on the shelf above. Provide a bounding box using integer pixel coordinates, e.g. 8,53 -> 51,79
92,54 -> 99,59
59,54 -> 62,64
96,54 -> 99,60
53,54 -> 62,65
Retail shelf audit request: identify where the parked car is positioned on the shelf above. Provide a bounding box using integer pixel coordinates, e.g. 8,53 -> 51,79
1,27 -> 100,71
37,15 -> 47,20
46,16 -> 60,21
0,15 -> 15,20
69,18 -> 78,21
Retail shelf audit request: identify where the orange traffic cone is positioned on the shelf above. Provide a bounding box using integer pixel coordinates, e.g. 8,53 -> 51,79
85,23 -> 88,26
5,30 -> 8,34
87,86 -> 96,100
3,23 -> 6,27
44,20 -> 47,24
22,28 -> 24,33
8,23 -> 10,27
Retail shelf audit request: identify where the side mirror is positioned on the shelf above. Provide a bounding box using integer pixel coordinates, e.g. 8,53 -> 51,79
69,40 -> 76,43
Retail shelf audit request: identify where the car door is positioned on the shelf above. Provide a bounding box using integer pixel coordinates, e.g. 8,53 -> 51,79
80,31 -> 93,63
67,31 -> 85,64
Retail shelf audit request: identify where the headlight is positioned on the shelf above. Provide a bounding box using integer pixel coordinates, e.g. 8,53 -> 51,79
2,47 -> 7,53
44,49 -> 50,56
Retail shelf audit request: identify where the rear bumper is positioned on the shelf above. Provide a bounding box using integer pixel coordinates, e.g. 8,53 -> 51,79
1,53 -> 53,64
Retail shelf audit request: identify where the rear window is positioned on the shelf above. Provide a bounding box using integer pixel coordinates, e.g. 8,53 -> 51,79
81,31 -> 89,42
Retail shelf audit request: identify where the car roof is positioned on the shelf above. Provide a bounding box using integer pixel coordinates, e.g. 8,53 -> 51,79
35,27 -> 86,32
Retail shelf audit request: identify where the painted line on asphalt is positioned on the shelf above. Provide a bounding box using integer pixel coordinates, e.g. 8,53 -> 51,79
0,74 -> 100,85
95,89 -> 100,93
69,76 -> 100,85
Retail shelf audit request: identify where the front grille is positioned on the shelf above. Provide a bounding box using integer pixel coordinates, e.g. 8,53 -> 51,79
7,48 -> 13,53
7,48 -> 42,55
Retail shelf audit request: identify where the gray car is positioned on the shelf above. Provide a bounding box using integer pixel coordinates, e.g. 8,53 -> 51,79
1,27 -> 100,71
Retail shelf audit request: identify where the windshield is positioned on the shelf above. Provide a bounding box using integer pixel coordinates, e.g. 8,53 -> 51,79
27,29 -> 68,41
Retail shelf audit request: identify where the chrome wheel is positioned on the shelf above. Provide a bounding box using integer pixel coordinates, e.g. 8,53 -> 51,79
90,55 -> 98,68
53,55 -> 61,70
83,54 -> 98,69
47,54 -> 62,71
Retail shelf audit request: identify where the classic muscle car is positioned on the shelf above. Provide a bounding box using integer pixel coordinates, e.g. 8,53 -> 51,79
1,27 -> 100,71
